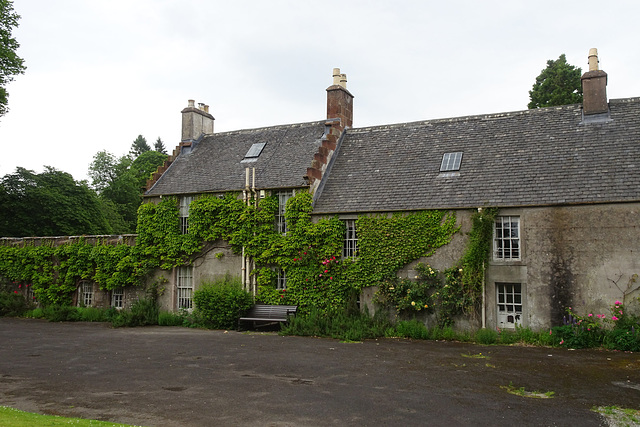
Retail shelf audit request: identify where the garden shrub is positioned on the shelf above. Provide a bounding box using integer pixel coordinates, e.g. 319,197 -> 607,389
604,328 -> 640,352
158,311 -> 186,326
394,319 -> 429,340
42,305 -> 81,322
0,291 -> 31,317
111,297 -> 159,327
474,328 -> 498,345
193,277 -> 253,329
281,308 -> 392,341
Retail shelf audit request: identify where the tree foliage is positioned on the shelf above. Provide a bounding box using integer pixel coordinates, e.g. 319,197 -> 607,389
528,54 -> 582,109
88,149 -> 167,234
130,135 -> 151,157
154,137 -> 167,154
0,0 -> 26,116
0,167 -> 111,237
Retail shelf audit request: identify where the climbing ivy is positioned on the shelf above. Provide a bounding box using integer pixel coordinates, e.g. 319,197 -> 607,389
0,190 -> 470,316
375,207 -> 498,326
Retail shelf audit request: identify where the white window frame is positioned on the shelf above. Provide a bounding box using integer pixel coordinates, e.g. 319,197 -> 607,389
494,216 -> 521,260
79,281 -> 93,307
342,219 -> 358,259
179,196 -> 194,234
496,283 -> 523,329
274,190 -> 294,234
111,288 -> 124,309
177,266 -> 194,310
275,268 -> 287,290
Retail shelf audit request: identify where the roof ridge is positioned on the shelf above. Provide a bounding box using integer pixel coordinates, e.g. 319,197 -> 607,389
348,104 -> 586,133
215,120 -> 325,136
348,96 -> 640,133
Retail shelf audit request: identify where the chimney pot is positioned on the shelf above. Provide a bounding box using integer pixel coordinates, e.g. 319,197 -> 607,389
588,48 -> 599,71
332,68 -> 342,86
188,99 -> 195,108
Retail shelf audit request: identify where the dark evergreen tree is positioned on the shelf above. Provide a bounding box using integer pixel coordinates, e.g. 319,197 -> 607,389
130,135 -> 151,157
154,137 -> 167,154
528,54 -> 582,109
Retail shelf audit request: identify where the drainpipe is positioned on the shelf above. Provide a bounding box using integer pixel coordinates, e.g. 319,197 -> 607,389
250,168 -> 258,296
241,168 -> 250,292
482,260 -> 486,329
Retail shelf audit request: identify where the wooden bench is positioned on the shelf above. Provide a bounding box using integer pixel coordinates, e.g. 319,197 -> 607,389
238,304 -> 298,330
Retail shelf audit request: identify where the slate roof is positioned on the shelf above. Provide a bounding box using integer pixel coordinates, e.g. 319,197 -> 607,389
312,97 -> 640,214
146,121 -> 326,196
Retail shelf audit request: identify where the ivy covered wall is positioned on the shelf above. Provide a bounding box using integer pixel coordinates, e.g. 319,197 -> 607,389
0,191 -> 496,321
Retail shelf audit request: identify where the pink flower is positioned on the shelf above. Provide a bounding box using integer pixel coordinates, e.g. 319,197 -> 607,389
615,300 -> 622,305
324,270 -> 328,273
329,277 -> 333,280
588,313 -> 593,317
14,291 -> 18,294
18,285 -> 22,288
560,340 -> 564,345
612,316 -> 619,321
319,274 -> 322,277
549,330 -> 552,335
619,311 -> 623,315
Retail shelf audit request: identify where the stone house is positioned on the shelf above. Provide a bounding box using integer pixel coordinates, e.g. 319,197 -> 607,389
142,49 -> 640,330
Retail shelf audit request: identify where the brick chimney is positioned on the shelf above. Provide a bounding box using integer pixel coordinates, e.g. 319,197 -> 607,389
181,99 -> 214,142
306,69 -> 355,195
326,68 -> 354,129
581,48 -> 608,115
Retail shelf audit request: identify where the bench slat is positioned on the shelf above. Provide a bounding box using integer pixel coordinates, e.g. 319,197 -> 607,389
238,304 -> 298,330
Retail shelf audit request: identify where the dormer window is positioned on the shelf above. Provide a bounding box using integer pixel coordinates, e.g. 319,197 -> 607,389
241,142 -> 266,163
440,152 -> 463,172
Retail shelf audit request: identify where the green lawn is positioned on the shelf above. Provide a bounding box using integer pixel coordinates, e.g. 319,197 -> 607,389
0,406 -> 139,426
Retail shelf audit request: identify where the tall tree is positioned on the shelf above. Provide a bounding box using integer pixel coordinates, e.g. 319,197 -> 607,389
528,54 -> 582,109
88,150 -> 131,193
0,0 -> 26,117
130,135 -> 151,157
0,167 -> 111,237
88,149 -> 167,234
154,137 -> 167,154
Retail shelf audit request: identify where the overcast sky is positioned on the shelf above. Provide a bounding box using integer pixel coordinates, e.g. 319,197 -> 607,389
1,0 -> 639,182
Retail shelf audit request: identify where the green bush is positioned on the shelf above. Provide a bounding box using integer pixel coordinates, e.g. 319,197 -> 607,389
42,305 -> 81,322
394,319 -> 429,339
111,297 -> 159,327
282,308 -> 392,341
0,291 -> 31,317
474,328 -> 498,345
604,328 -> 640,351
158,311 -> 185,326
25,307 -> 44,318
193,278 -> 253,329
76,306 -> 111,322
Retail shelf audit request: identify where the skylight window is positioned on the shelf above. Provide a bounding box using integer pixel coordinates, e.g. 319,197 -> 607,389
440,152 -> 463,172
241,142 -> 266,163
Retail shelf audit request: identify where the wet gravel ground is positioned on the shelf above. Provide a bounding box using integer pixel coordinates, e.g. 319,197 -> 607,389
0,317 -> 638,426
